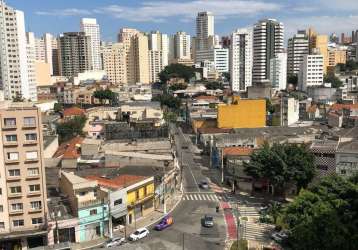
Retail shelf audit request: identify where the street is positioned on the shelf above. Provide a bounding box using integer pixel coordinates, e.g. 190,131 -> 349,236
115,125 -> 227,250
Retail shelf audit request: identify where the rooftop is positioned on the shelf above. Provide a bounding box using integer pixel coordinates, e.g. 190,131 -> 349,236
337,140 -> 358,153
330,103 -> 358,112
63,107 -> 85,117
53,137 -> 84,159
197,127 -> 233,134
86,175 -> 148,190
223,147 -> 255,156
103,140 -> 171,152
61,171 -> 97,189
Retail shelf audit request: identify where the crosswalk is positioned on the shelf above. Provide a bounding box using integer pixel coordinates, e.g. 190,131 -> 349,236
182,193 -> 224,202
240,221 -> 274,242
238,206 -> 260,217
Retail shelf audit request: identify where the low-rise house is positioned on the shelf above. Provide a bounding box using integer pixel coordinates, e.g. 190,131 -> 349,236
53,137 -> 84,169
63,107 -> 85,121
335,140 -> 358,178
60,171 -> 109,242
310,140 -> 339,179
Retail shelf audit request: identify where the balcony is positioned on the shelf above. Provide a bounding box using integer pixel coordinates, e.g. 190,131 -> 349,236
23,140 -> 37,146
127,194 -> 154,208
22,123 -> 37,129
78,198 -> 108,209
26,174 -> 40,180
24,158 -> 39,163
2,124 -> 17,130
5,158 -> 20,164
3,141 -> 18,147
27,191 -> 41,197
28,208 -> 42,214
8,192 -> 22,198
6,175 -> 21,181
9,210 -> 24,215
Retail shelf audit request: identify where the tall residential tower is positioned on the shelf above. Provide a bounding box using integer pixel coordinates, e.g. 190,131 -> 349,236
80,18 -> 102,70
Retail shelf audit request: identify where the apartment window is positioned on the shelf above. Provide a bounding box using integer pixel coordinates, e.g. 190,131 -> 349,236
90,209 -> 97,215
0,205 -> 3,212
7,152 -> 19,161
26,151 -> 38,160
10,186 -> 21,194
136,191 -> 139,199
28,168 -> 39,176
23,117 -> 36,127
5,134 -> 17,142
11,203 -> 23,211
114,199 -> 122,206
8,169 -> 20,177
13,219 -> 24,227
29,184 -> 40,192
0,222 -> 4,229
32,217 -> 43,225
4,118 -> 16,126
30,201 -> 42,210
25,133 -> 37,141
0,188 -> 2,195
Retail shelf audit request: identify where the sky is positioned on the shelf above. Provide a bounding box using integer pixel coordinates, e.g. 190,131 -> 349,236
6,0 -> 358,41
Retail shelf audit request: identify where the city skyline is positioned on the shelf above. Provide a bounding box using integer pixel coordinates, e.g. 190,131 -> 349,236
6,0 -> 358,40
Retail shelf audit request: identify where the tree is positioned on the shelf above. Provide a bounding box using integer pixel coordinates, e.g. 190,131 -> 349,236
56,115 -> 87,143
163,111 -> 177,123
12,93 -> 25,102
266,98 -> 276,114
337,60 -> 358,72
152,94 -> 181,111
169,83 -> 187,92
244,143 -> 315,195
205,81 -> 224,90
93,89 -> 116,105
324,73 -> 343,88
281,175 -> 358,250
54,103 -> 63,113
159,63 -> 196,84
287,74 -> 298,85
222,72 -> 230,82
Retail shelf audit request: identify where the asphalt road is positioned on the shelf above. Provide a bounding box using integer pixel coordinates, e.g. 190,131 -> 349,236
117,125 -> 226,250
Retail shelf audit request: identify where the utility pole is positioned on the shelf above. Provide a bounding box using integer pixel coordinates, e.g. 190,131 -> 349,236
221,147 -> 224,184
54,206 -> 60,244
182,233 -> 185,250
108,199 -> 113,239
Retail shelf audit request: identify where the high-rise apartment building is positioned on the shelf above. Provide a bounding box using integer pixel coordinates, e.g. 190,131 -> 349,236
195,47 -> 229,73
173,31 -> 191,60
298,54 -> 324,91
0,101 -> 47,249
196,12 -> 214,51
252,19 -> 284,85
58,32 -> 91,77
0,1 -> 37,101
148,31 -> 169,67
149,50 -> 163,83
287,31 -> 309,75
33,33 -> 58,76
80,18 -> 102,71
25,33 -> 37,101
230,28 -> 253,92
270,52 -> 287,91
307,28 -> 329,73
102,43 -> 127,84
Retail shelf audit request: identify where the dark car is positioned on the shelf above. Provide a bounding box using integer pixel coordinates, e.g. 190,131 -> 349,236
154,215 -> 174,231
202,215 -> 214,227
199,181 -> 209,189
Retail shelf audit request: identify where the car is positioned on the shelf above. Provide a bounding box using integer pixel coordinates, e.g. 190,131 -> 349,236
199,181 -> 209,189
105,237 -> 125,248
271,231 -> 289,242
259,204 -> 269,214
154,215 -> 174,231
113,225 -> 124,232
181,145 -> 188,149
128,227 -> 149,241
202,215 -> 214,228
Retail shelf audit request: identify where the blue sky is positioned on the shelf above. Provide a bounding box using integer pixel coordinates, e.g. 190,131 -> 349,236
7,0 -> 358,41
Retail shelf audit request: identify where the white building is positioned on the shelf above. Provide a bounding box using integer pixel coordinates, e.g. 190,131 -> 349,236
230,28 -> 253,92
173,31 -> 191,60
195,47 -> 228,73
25,32 -> 37,101
149,50 -> 163,83
270,52 -> 287,91
281,96 -> 299,126
0,2 -> 37,101
298,54 -> 324,91
287,31 -> 309,76
252,19 -> 284,85
80,18 -> 102,70
196,11 -> 214,51
148,31 -> 169,67
33,33 -> 56,74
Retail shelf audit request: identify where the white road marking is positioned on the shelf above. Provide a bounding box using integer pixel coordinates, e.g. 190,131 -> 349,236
197,194 -> 202,200
189,194 -> 194,200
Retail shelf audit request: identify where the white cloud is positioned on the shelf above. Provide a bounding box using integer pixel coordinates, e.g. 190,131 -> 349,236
36,8 -> 92,16
319,0 -> 358,11
93,0 -> 282,22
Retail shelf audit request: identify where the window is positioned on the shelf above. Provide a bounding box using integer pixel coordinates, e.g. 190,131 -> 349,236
23,117 -> 36,127
11,203 -> 23,211
144,186 -> 147,196
25,133 -> 37,141
4,118 -> 16,126
0,188 -> 2,195
5,134 -> 17,142
10,186 -> 21,194
114,199 -> 122,206
7,152 -> 19,161
0,205 -> 3,212
0,222 -> 4,229
31,217 -> 43,225
8,169 -> 20,177
79,191 -> 87,196
28,168 -> 39,176
136,191 -> 139,199
26,151 -> 38,160
30,201 -> 42,210
13,219 -> 24,227
29,184 -> 40,192
90,209 -> 97,215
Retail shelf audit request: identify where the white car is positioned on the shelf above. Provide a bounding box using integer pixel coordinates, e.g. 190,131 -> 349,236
128,227 -> 149,241
105,237 -> 125,248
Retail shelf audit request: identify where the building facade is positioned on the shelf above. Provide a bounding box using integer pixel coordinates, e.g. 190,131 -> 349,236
298,54 -> 324,91
252,19 -> 284,85
195,12 -> 214,52
102,43 -> 127,84
230,28 -> 253,92
287,31 -> 309,75
80,18 -> 102,71
0,102 -> 48,249
149,50 -> 163,83
173,31 -> 191,60
270,52 -> 287,91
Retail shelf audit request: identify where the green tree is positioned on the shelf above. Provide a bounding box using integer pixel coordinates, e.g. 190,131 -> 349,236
54,103 -> 63,113
56,115 -> 87,143
159,63 -> 196,84
244,143 -> 315,195
205,81 -> 224,90
282,175 -> 358,250
324,73 -> 343,88
152,94 -> 182,110
222,72 -> 230,82
163,111 -> 177,123
93,89 -> 116,105
287,74 -> 298,85
266,98 -> 276,114
12,93 -> 25,102
169,83 -> 188,92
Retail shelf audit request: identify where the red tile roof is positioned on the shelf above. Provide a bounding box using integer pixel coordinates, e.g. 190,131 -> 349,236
53,136 -> 84,159
86,175 -> 148,189
195,95 -> 218,101
63,107 -> 85,117
307,105 -> 317,113
330,104 -> 358,112
223,147 -> 255,156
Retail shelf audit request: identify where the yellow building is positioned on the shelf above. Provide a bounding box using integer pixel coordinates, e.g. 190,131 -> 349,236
307,28 -> 329,73
217,99 -> 266,129
328,49 -> 347,67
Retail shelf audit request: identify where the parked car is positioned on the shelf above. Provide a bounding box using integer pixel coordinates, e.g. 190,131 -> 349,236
199,181 -> 209,189
154,215 -> 174,231
271,231 -> 288,242
128,228 -> 149,241
105,237 -> 125,248
202,215 -> 214,227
